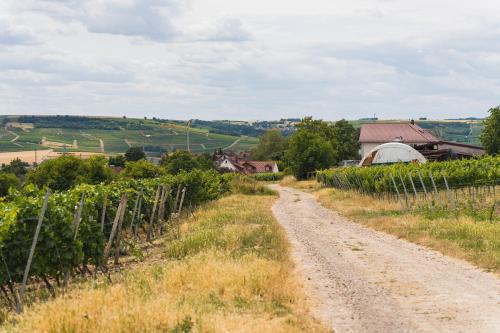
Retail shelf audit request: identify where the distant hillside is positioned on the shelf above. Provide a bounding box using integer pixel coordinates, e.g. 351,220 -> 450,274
0,116 -> 258,155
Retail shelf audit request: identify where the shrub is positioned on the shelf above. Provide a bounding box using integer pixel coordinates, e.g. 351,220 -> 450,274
252,172 -> 284,182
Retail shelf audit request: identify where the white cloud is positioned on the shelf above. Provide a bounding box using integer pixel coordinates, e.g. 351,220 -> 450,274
0,0 -> 499,119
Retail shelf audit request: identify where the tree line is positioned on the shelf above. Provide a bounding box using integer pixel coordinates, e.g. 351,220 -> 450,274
0,147 -> 215,196
252,117 -> 360,179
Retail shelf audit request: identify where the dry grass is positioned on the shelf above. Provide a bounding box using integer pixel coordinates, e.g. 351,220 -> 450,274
5,194 -> 329,333
315,188 -> 500,274
280,176 -> 321,192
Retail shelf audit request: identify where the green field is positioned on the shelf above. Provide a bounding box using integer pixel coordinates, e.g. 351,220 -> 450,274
0,117 -> 259,155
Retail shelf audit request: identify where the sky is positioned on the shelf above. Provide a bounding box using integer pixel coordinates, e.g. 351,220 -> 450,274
1,0 -> 499,121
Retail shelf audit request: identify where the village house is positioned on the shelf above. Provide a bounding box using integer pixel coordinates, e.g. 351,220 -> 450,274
359,122 -> 439,158
214,151 -> 279,174
359,122 -> 485,161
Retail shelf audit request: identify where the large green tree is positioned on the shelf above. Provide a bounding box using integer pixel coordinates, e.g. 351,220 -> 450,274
481,106 -> 500,154
253,130 -> 288,161
162,151 -> 201,175
1,158 -> 30,177
331,119 -> 360,161
285,130 -> 335,180
125,147 -> 146,161
108,154 -> 126,167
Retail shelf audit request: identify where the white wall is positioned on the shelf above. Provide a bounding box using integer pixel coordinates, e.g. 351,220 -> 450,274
220,159 -> 238,171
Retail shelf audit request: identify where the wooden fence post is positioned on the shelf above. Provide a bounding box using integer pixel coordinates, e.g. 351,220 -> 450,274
417,170 -> 432,210
18,189 -> 51,312
129,189 -> 141,232
147,186 -> 161,242
398,172 -> 410,209
157,185 -> 170,234
173,184 -> 182,213
441,171 -> 456,210
103,194 -> 128,265
408,172 -> 420,210
130,189 -> 143,237
113,200 -> 127,265
72,193 -> 85,240
63,192 -> 86,289
390,173 -> 405,210
178,187 -> 187,214
429,171 -> 443,207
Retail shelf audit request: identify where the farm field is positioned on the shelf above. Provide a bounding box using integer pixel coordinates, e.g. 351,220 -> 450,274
0,118 -> 259,156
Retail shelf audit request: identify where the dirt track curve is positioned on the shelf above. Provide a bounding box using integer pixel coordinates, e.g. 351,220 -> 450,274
270,185 -> 500,333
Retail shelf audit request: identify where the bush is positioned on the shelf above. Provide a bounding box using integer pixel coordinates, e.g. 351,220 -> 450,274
0,172 -> 21,197
121,160 -> 162,179
26,155 -> 114,191
252,172 -> 284,181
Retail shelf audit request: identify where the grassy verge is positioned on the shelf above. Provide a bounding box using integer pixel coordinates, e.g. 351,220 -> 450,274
314,188 -> 500,274
4,193 -> 329,333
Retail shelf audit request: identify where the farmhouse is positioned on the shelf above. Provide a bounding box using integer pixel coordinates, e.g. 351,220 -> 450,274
214,151 -> 279,174
359,122 -> 438,158
359,122 -> 485,161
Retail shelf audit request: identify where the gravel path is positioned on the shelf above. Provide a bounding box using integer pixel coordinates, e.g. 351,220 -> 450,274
270,185 -> 500,333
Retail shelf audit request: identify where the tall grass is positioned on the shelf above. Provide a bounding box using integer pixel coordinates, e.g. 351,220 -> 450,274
5,194 -> 329,333
228,174 -> 278,195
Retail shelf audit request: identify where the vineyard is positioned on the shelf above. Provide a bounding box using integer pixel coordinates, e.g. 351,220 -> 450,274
0,170 -> 228,313
317,156 -> 500,220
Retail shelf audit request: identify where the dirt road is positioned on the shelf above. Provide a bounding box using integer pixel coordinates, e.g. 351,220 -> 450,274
270,185 -> 500,333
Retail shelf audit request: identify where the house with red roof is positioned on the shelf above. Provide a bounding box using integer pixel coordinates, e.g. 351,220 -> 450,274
359,121 -> 484,161
214,151 -> 279,174
359,122 -> 438,157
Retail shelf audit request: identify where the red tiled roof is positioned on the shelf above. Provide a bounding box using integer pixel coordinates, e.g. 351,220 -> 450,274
243,161 -> 277,173
359,123 -> 438,143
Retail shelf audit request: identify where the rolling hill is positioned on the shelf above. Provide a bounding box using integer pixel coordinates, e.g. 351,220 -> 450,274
0,116 -> 259,155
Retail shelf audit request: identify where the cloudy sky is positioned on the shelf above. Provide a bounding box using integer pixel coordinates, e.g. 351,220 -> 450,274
1,0 -> 499,120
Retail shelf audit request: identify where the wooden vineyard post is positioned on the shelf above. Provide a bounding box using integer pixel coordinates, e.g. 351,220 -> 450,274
390,173 -> 405,210
147,186 -> 161,242
429,171 -> 443,207
157,185 -> 170,234
178,187 -> 187,214
100,193 -> 108,233
63,193 -> 86,289
18,189 -> 51,312
333,175 -> 342,190
398,172 -> 410,209
129,189 -> 143,238
417,170 -> 432,210
173,184 -> 182,214
72,193 -> 86,240
408,172 -> 420,210
103,194 -> 128,266
441,171 -> 456,210
113,201 -> 127,265
333,175 -> 342,189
